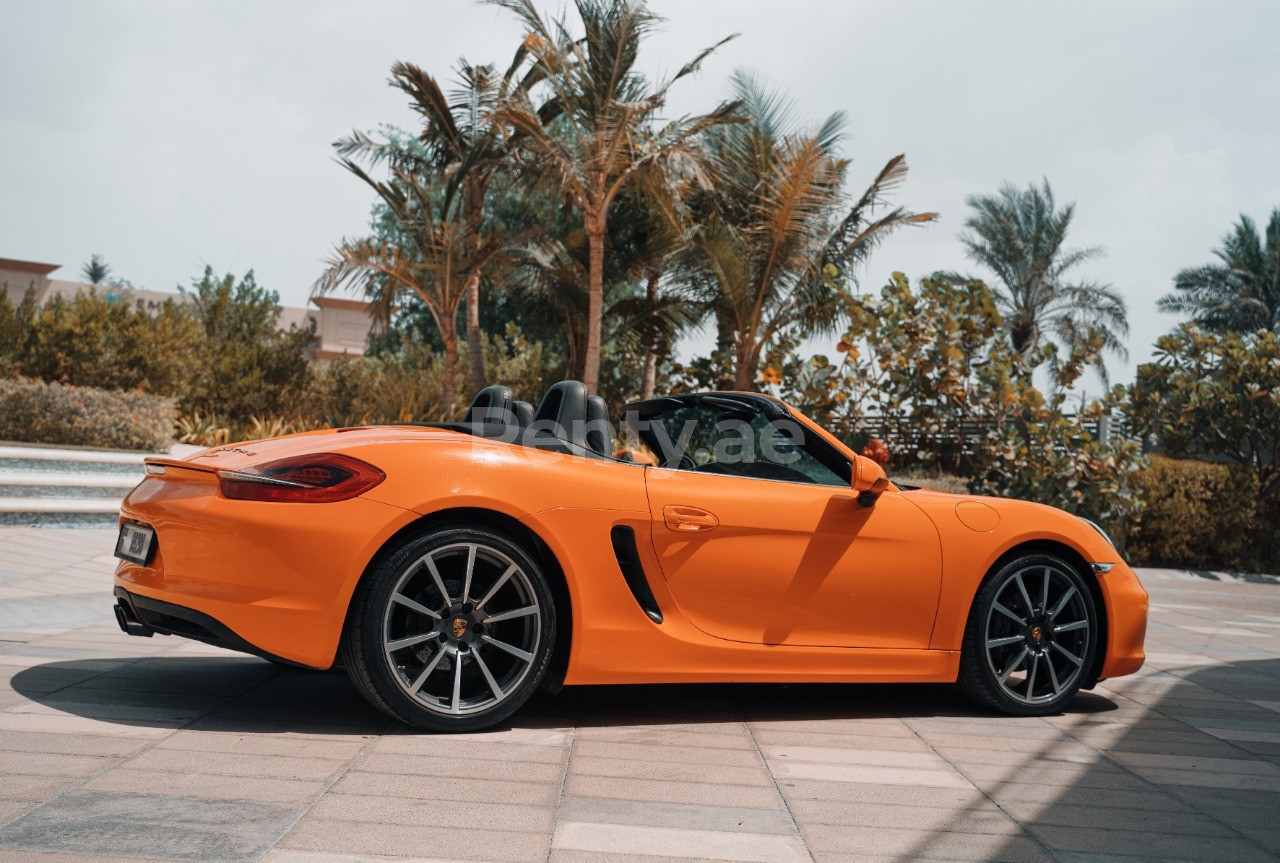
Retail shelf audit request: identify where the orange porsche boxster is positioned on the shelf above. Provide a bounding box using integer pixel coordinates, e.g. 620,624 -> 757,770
113,381 -> 1147,731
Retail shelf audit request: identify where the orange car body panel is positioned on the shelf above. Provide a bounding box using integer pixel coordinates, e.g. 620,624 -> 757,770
116,412 -> 1146,685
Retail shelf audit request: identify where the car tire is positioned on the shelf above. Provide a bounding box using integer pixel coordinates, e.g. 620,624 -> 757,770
957,553 -> 1097,716
343,524 -> 557,732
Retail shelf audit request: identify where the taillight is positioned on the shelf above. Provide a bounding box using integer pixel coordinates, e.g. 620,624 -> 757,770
217,453 -> 385,503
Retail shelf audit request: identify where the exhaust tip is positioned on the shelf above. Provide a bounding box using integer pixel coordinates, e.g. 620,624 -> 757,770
114,600 -> 154,638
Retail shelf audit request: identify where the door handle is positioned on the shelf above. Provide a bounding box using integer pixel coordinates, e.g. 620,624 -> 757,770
663,505 -> 719,532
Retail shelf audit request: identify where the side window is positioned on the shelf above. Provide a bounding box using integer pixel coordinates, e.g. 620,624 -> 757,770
763,421 -> 847,486
644,405 -> 846,487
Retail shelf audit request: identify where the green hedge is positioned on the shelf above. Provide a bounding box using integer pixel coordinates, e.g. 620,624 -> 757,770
1125,455 -> 1269,572
0,376 -> 175,452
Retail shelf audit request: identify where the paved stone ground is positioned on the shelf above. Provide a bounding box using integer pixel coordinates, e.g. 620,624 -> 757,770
0,527 -> 1278,863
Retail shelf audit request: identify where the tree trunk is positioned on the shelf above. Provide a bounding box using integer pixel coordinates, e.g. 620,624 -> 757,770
733,338 -> 758,391
440,328 -> 459,421
583,223 -> 606,394
641,272 -> 661,399
464,273 -> 485,395
715,305 -> 736,354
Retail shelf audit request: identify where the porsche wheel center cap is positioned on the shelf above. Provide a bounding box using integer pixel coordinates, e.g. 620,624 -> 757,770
1031,625 -> 1043,643
451,617 -> 469,639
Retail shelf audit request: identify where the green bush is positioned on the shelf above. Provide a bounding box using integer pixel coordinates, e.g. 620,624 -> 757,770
181,267 -> 315,421
1125,455 -> 1266,572
0,376 -> 175,452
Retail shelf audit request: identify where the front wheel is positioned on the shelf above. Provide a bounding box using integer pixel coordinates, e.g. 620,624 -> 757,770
957,554 -> 1097,716
343,525 -> 556,732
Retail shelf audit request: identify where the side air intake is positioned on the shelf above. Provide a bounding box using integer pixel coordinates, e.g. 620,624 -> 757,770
609,526 -> 663,624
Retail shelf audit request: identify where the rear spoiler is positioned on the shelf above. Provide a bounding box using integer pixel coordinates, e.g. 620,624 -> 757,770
142,457 -> 217,474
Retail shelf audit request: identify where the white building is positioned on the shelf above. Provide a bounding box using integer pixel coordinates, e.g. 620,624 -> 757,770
0,257 -> 373,360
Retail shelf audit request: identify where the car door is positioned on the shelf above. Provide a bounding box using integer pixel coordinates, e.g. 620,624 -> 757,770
642,415 -> 942,649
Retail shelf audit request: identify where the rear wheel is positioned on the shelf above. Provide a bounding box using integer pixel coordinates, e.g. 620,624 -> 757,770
957,554 -> 1097,716
343,525 -> 556,732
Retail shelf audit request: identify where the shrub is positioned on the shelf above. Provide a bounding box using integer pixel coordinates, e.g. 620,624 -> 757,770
2,288 -> 199,394
0,376 -> 175,452
182,267 -> 315,421
1125,456 -> 1267,572
1130,325 -> 1280,568
764,273 -> 1146,531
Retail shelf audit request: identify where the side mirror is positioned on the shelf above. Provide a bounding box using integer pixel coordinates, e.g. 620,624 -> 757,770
852,455 -> 890,508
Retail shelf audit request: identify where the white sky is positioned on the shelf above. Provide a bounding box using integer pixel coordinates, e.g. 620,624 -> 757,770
4,0 -> 1278,389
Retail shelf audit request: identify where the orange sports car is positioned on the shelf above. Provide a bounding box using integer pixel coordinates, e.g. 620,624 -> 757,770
113,381 -> 1147,731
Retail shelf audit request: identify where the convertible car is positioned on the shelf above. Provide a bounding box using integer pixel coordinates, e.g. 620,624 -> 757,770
113,380 -> 1147,731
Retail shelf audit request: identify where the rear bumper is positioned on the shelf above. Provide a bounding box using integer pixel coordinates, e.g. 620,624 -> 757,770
113,586 -> 306,667
115,469 -> 419,668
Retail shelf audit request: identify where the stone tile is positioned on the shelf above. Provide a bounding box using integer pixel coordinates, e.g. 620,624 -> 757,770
281,818 -> 548,862
1128,766 -> 1280,792
370,735 -> 568,762
0,750 -> 116,777
981,781 -> 1195,812
0,803 -> 36,827
761,743 -> 948,769
573,738 -> 762,767
549,853 -> 760,863
999,800 -> 1235,837
264,853 -> 516,863
124,747 -> 349,781
778,778 -> 988,809
569,754 -> 772,786
563,773 -> 780,809
551,820 -> 809,863
153,730 -> 369,760
750,728 -> 933,751
0,709 -> 174,739
1026,823 -> 1277,862
788,798 -> 1015,834
770,758 -> 973,789
803,824 -> 1051,862
307,793 -> 556,832
0,731 -> 149,757
331,769 -> 562,807
557,795 -> 794,834
0,773 -> 82,802
80,767 -> 326,804
0,851 -> 194,863
0,790 -> 303,863
358,751 -> 565,783
956,762 -> 1152,791
576,726 -> 752,749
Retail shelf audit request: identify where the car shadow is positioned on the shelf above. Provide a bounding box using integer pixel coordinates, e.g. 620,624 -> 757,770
11,654 -> 1118,735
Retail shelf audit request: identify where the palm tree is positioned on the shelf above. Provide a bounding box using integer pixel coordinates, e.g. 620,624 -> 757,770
490,0 -> 739,393
337,55 -> 541,394
959,179 -> 1128,378
608,176 -> 691,398
314,162 -> 515,415
508,212 -> 696,389
1158,209 -> 1280,333
82,254 -> 111,285
679,72 -> 935,390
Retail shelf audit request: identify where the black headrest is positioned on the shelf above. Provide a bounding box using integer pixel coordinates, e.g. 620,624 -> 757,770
533,380 -> 588,426
463,385 -> 514,425
530,380 -> 593,453
585,395 -> 611,455
512,400 -> 534,427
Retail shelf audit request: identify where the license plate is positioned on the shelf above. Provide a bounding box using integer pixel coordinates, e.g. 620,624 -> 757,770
115,523 -> 155,565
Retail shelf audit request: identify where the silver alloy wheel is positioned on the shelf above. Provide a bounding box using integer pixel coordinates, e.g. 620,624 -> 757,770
381,542 -> 541,717
983,563 -> 1090,705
